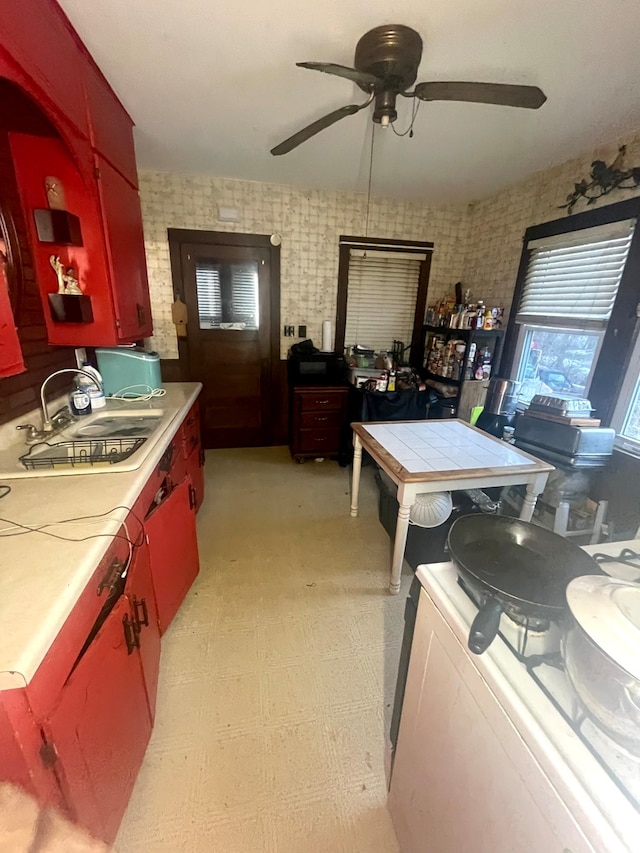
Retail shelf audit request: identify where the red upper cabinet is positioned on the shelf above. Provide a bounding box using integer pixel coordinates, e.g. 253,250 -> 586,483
81,58 -> 139,190
95,155 -> 153,340
0,261 -> 25,377
0,0 -> 89,140
0,0 -> 154,346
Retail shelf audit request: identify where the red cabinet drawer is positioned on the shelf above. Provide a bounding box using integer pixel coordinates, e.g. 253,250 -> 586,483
298,427 -> 341,453
297,390 -> 345,412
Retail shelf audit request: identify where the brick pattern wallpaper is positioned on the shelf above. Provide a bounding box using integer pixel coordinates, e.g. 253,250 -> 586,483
139,130 -> 640,360
462,131 -> 640,318
138,172 -> 469,359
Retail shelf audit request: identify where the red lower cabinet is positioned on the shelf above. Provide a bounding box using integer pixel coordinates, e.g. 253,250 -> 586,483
185,446 -> 205,513
125,543 -> 161,722
145,478 -> 200,635
43,593 -> 153,843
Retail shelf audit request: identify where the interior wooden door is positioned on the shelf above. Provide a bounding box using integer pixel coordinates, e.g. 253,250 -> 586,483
181,242 -> 273,448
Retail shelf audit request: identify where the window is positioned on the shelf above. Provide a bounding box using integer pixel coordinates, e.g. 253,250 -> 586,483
510,219 -> 636,405
335,237 -> 433,362
611,331 -> 640,453
195,259 -> 259,329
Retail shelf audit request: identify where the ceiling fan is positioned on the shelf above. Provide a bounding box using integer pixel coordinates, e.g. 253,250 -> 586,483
271,24 -> 546,156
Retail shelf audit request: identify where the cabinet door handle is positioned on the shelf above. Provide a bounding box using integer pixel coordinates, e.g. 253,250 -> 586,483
199,447 -> 205,467
97,557 -> 125,596
188,484 -> 197,510
159,443 -> 174,473
136,303 -> 146,327
316,399 -> 329,405
133,597 -> 149,628
122,613 -> 140,654
315,415 -> 328,422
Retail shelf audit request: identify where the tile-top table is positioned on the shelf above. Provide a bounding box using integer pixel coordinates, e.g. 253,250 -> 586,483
350,419 -> 554,594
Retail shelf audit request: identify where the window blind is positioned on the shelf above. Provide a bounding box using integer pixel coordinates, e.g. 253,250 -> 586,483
344,249 -> 426,351
516,219 -> 636,329
196,260 -> 222,326
195,260 -> 259,327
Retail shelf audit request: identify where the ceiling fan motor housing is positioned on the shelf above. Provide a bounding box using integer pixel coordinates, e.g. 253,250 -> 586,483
354,25 -> 423,91
354,25 -> 423,125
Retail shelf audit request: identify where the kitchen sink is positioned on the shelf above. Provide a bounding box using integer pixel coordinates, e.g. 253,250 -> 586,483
19,436 -> 148,471
0,407 -> 173,479
68,413 -> 163,439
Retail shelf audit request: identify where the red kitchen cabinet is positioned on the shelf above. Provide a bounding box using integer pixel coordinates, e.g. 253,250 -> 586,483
185,446 -> 205,513
0,688 -> 61,807
145,478 -> 200,635
0,0 -> 90,140
43,594 -> 153,843
94,154 -> 152,340
81,57 -> 139,190
0,263 -> 25,377
179,400 -> 205,512
125,542 -> 161,722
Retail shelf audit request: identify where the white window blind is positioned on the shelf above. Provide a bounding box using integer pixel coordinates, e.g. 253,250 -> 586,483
195,260 -> 259,329
516,219 -> 635,329
344,249 -> 427,352
196,260 -> 222,326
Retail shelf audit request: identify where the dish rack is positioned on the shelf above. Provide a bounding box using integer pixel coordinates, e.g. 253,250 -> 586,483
20,437 -> 147,470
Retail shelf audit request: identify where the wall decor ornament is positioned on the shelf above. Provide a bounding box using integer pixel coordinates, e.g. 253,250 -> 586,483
561,145 -> 640,213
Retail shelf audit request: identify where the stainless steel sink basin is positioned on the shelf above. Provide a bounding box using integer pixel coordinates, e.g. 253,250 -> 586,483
0,406 -> 173,479
69,414 -> 162,439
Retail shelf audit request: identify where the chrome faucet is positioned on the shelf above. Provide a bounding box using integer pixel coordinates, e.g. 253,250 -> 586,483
16,368 -> 103,443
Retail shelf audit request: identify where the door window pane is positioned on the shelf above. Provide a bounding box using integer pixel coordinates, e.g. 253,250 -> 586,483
196,259 -> 259,329
515,326 -> 601,404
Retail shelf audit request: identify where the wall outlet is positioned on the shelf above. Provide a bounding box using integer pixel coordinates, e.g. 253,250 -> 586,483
284,325 -> 295,336
74,347 -> 87,368
298,325 -> 307,338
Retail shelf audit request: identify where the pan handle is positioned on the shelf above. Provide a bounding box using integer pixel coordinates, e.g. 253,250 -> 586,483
468,597 -> 503,655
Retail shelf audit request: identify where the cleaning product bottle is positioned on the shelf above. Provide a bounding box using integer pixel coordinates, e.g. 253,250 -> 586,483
70,386 -> 91,416
78,362 -> 106,408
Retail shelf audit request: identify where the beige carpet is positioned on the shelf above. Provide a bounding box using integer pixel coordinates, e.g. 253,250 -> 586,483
116,447 -> 412,852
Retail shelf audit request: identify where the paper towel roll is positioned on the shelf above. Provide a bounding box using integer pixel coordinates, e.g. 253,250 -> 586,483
321,320 -> 333,352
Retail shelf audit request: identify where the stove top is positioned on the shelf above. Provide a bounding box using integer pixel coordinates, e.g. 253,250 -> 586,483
420,549 -> 640,841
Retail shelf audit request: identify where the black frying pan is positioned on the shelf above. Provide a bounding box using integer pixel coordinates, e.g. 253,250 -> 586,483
447,514 -> 601,654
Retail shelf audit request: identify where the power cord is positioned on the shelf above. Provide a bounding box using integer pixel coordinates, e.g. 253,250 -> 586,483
0,504 -> 146,564
109,385 -> 167,402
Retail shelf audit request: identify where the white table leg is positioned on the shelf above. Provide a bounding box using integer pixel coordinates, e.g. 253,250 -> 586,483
350,434 -> 362,518
519,472 -> 549,522
390,485 -> 413,595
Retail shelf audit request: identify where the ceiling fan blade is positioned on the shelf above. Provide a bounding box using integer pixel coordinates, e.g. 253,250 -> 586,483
296,62 -> 379,88
413,81 -> 547,109
270,100 -> 370,156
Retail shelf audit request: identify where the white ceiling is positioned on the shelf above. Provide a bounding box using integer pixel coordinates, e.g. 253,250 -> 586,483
59,0 -> 640,203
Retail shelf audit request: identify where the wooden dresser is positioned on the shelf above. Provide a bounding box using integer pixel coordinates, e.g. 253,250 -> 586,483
289,385 -> 349,462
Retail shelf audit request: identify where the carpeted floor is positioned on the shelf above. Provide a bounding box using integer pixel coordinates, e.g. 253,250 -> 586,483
115,447 -> 412,852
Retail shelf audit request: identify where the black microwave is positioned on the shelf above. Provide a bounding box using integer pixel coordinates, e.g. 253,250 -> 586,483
288,352 -> 346,386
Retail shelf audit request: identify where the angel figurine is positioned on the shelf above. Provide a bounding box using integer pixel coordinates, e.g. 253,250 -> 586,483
49,254 -> 66,294
49,255 -> 82,294
62,266 -> 82,295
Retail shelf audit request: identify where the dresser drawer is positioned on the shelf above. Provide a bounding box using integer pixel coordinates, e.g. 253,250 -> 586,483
298,427 -> 341,454
298,390 -> 345,412
299,409 -> 343,429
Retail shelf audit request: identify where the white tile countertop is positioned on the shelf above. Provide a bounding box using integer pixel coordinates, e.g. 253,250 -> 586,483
0,382 -> 201,691
363,420 -> 537,473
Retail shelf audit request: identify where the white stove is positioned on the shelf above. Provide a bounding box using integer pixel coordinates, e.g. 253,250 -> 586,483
412,547 -> 640,853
